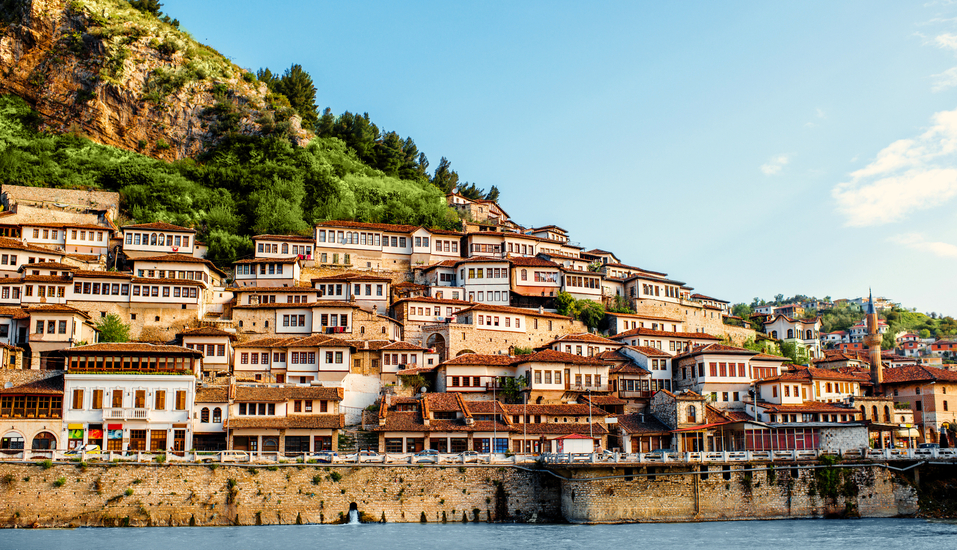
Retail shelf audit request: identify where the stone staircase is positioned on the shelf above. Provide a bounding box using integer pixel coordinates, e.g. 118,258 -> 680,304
338,428 -> 379,453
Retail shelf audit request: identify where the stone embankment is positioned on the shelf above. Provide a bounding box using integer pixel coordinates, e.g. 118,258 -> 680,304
0,460 -> 921,527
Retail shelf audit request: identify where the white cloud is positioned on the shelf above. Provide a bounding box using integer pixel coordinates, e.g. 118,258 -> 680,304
932,67 -> 957,91
935,33 -> 957,50
760,154 -> 789,175
832,107 -> 957,226
890,233 -> 957,258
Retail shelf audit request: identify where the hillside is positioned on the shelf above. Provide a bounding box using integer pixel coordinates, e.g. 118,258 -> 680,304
0,0 -> 466,266
0,0 -> 309,160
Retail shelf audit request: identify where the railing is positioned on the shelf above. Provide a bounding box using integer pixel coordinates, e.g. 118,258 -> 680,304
102,408 -> 150,421
539,447 -> 957,464
618,390 -> 652,399
3,447 -> 956,465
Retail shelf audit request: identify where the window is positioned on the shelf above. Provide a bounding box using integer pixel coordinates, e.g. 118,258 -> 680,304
155,390 -> 166,410
175,391 -> 186,410
72,389 -> 84,409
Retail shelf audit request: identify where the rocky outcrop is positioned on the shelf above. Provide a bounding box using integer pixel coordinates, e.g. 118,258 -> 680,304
0,0 -> 309,161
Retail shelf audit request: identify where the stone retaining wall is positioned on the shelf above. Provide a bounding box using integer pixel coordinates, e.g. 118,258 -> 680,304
0,460 -> 919,527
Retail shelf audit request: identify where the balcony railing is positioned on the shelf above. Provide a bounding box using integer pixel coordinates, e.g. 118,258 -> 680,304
564,383 -> 609,392
103,408 -> 151,421
618,390 -> 652,399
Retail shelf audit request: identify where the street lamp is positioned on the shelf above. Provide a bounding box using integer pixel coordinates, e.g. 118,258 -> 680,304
588,387 -> 594,452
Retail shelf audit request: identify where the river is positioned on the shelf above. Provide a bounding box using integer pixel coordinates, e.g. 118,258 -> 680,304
2,518 -> 955,550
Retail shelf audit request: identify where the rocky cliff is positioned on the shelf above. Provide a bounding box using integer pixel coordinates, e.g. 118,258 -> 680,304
0,0 -> 309,161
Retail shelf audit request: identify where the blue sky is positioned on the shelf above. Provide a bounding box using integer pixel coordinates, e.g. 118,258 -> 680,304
164,0 -> 957,316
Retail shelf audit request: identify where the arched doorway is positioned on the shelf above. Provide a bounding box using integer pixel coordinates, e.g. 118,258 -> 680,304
32,432 -> 57,450
426,333 -> 447,363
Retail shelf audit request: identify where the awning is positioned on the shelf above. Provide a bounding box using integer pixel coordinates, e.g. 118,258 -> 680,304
107,424 -> 123,430
67,423 -> 84,429
896,428 -> 920,438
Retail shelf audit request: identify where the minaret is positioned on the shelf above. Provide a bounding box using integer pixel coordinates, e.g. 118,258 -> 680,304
864,289 -> 883,386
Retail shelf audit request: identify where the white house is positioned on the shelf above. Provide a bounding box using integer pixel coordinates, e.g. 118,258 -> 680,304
121,222 -> 198,258
61,343 -> 203,452
252,234 -> 314,260
233,257 -> 301,288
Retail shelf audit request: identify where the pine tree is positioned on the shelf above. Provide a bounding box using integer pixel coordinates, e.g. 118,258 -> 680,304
129,0 -> 163,16
273,64 -> 318,130
431,157 -> 459,194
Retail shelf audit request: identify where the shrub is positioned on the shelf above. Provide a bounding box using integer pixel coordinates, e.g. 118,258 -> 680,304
39,459 -> 53,470
124,488 -> 134,496
329,471 -> 342,483
53,477 -> 66,487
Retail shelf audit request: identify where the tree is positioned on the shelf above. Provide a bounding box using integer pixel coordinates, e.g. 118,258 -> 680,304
882,331 -> 897,350
485,185 -> 500,202
96,314 -> 130,343
500,374 -> 527,403
256,68 -> 278,90
774,293 -> 784,305
129,0 -> 162,16
578,301 -> 606,330
607,295 -> 634,314
779,341 -> 809,365
272,64 -> 318,130
431,157 -> 459,194
457,182 -> 485,200
920,329 -> 932,339
732,303 -> 752,319
398,374 -> 429,394
555,291 -> 578,317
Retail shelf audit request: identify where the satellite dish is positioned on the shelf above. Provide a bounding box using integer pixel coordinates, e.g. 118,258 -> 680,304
3,382 -> 12,389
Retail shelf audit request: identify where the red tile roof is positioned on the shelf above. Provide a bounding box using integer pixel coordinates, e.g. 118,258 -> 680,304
622,345 -> 671,358
509,256 -> 561,268
459,303 -> 571,320
615,413 -> 672,435
179,326 -> 237,339
316,220 -> 418,233
122,222 -> 195,232
234,386 -> 343,402
882,365 -> 957,384
0,237 -> 66,255
612,327 -> 719,341
63,343 -> 202,356
516,349 -> 609,366
311,272 -> 392,282
226,414 -> 345,430
252,234 -> 315,243
548,332 -> 621,346
440,353 -> 519,367
674,343 -> 757,360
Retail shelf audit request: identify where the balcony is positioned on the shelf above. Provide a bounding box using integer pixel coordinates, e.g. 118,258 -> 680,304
103,408 -> 151,421
618,390 -> 652,399
564,383 -> 609,392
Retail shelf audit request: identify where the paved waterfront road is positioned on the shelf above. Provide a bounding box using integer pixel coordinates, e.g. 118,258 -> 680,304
3,518 -> 956,550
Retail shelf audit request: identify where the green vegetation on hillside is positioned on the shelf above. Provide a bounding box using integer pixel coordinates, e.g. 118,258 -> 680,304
733,294 -> 957,347
0,95 -> 460,266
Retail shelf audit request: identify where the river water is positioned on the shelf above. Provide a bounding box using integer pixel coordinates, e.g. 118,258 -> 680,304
2,518 -> 955,550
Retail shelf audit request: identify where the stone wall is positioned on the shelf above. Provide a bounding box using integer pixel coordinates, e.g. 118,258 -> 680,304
421,317 -> 586,360
630,299 -> 757,345
0,462 -> 561,527
559,463 -> 917,523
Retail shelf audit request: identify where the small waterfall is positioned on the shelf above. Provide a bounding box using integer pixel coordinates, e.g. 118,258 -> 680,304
348,509 -> 360,525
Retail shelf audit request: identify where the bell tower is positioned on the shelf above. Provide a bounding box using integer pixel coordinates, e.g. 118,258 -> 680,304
864,289 -> 883,386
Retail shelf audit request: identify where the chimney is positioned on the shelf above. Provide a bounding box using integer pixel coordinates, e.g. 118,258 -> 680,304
228,377 -> 236,400
539,305 -> 544,314
372,304 -> 378,314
